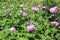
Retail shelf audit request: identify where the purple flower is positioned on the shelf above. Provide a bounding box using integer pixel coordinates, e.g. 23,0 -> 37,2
31,7 -> 39,12
26,24 -> 35,31
22,12 -> 27,17
9,27 -> 15,32
51,21 -> 59,26
20,4 -> 24,8
49,6 -> 58,13
42,6 -> 47,9
42,6 -> 47,10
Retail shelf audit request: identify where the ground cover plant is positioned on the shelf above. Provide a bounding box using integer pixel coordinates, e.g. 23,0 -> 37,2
0,0 -> 60,40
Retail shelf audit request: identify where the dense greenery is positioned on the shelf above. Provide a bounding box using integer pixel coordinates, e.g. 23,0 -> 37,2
0,0 -> 60,40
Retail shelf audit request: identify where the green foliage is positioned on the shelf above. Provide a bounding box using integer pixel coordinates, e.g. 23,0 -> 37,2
0,0 -> 60,40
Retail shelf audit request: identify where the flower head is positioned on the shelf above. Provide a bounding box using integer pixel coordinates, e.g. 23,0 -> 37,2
51,21 -> 59,26
31,7 -> 39,12
9,27 -> 15,32
22,12 -> 27,17
42,6 -> 47,10
49,6 -> 58,13
26,24 -> 35,31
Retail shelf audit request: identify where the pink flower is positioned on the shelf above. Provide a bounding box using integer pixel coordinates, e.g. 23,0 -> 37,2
9,27 -> 15,32
26,24 -> 35,31
42,6 -> 47,9
22,12 -> 27,17
51,21 -> 59,26
49,6 -> 58,13
20,4 -> 24,8
31,7 -> 39,11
